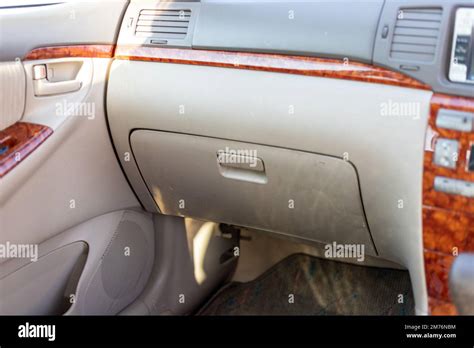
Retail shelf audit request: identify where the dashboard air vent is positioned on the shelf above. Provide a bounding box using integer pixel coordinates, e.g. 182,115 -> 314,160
135,9 -> 191,40
390,8 -> 442,62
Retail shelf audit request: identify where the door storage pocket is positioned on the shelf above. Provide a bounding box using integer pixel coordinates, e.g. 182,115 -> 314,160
0,242 -> 88,315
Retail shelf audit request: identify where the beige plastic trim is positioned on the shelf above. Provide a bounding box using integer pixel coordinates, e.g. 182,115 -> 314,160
121,215 -> 238,315
65,210 -> 155,315
0,60 -> 25,130
21,57 -> 93,130
0,242 -> 88,315
0,58 -> 139,251
0,0 -> 128,61
0,209 -> 154,315
34,78 -> 82,96
130,130 -> 377,255
107,61 -> 432,314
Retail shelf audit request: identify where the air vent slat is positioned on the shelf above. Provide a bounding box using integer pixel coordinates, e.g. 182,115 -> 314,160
402,8 -> 442,14
135,8 -> 191,41
390,51 -> 434,61
395,20 -> 441,29
136,26 -> 188,34
391,43 -> 437,54
390,7 -> 442,62
137,20 -> 189,28
138,14 -> 190,22
397,11 -> 442,21
135,32 -> 187,40
394,27 -> 439,37
140,9 -> 191,16
392,35 -> 438,46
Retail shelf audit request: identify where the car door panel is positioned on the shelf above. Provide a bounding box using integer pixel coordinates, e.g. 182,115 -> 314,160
0,0 -> 151,316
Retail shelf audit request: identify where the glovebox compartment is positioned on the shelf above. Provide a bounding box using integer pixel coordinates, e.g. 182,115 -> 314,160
131,130 -> 376,254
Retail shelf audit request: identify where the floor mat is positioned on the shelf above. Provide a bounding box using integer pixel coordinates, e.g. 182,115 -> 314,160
199,253 -> 414,315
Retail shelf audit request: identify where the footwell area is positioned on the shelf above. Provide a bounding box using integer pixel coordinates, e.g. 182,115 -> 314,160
199,254 -> 414,315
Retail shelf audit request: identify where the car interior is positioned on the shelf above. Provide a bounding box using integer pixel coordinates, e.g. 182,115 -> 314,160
0,0 -> 473,318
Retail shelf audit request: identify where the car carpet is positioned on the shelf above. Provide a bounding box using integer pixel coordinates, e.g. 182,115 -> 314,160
198,253 -> 415,315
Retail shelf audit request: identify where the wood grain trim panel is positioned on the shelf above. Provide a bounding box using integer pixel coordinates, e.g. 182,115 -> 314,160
423,93 -> 474,315
424,250 -> 455,302
23,45 -> 115,60
0,122 -> 53,178
428,297 -> 457,316
423,207 -> 474,254
423,94 -> 474,213
114,45 -> 430,90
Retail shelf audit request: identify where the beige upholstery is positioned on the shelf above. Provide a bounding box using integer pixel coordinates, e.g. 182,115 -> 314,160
0,61 -> 25,130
